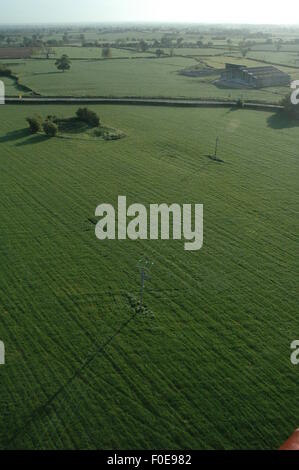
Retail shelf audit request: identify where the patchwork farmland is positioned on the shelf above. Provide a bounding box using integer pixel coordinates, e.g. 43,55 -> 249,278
0,22 -> 298,451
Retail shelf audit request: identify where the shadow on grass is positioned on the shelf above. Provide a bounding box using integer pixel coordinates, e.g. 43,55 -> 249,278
58,117 -> 90,134
0,128 -> 31,143
224,107 -> 241,114
15,135 -> 51,146
203,154 -> 225,163
267,112 -> 299,129
33,71 -> 62,76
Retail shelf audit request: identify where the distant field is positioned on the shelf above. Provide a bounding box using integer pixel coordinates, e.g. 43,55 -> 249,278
0,104 -> 298,449
34,46 -> 154,60
40,30 -> 165,44
203,54 -> 288,70
248,50 -> 299,67
151,48 -> 231,57
0,56 -> 292,102
0,57 -> 197,97
0,47 -> 33,59
0,76 -> 22,95
252,44 -> 299,52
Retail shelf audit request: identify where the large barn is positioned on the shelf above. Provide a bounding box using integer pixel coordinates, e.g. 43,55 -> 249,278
218,63 -> 290,88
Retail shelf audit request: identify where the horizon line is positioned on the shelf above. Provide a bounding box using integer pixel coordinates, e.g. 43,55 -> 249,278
1,21 -> 299,27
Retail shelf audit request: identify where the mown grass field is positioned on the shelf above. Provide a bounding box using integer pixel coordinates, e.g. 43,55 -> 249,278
251,44 -> 299,52
247,50 -> 299,67
0,57 -> 197,97
34,46 -> 154,60
0,56 -> 293,103
149,48 -> 231,57
0,104 -> 298,449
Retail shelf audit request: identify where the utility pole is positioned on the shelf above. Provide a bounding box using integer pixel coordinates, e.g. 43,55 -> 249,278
140,267 -> 146,309
137,259 -> 154,310
214,136 -> 219,157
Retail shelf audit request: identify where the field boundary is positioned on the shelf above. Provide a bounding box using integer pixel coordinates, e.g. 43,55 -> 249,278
4,96 -> 284,111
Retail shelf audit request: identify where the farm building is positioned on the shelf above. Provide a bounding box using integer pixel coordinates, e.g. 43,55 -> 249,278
218,63 -> 290,88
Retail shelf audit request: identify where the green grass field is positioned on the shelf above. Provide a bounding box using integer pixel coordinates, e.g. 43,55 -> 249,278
150,48 -> 232,57
0,56 -> 293,103
0,104 -> 298,449
252,44 -> 299,52
34,46 -> 154,60
247,50 -> 299,67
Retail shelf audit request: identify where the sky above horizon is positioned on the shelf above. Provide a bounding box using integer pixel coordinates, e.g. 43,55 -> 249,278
1,0 -> 299,25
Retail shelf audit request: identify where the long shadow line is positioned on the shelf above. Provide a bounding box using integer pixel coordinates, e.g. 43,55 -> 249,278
5,310 -> 137,448
5,282 -> 232,447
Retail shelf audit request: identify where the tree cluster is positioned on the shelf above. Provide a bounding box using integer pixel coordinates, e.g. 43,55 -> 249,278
26,115 -> 58,137
76,108 -> 100,127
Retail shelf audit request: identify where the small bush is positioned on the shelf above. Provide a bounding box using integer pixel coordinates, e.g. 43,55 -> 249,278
102,47 -> 112,59
0,65 -> 12,77
103,129 -> 125,141
46,115 -> 58,123
104,132 -> 121,141
43,121 -> 58,137
236,98 -> 244,108
26,116 -> 42,134
92,127 -> 105,137
76,107 -> 100,127
280,94 -> 299,120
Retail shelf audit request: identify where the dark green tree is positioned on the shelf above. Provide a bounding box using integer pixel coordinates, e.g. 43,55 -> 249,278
102,47 -> 112,59
138,40 -> 149,52
76,108 -> 100,127
55,54 -> 71,72
43,120 -> 58,137
26,116 -> 43,134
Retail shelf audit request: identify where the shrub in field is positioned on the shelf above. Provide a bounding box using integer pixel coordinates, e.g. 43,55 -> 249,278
155,49 -> 164,57
103,130 -> 125,141
26,116 -> 43,134
236,98 -> 245,108
280,94 -> 299,120
102,47 -> 112,59
76,108 -> 100,127
138,40 -> 149,52
240,47 -> 249,58
43,121 -> 58,137
0,65 -> 12,77
46,115 -> 58,123
92,127 -> 105,137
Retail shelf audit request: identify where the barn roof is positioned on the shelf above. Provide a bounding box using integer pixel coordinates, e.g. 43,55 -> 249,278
225,63 -> 289,79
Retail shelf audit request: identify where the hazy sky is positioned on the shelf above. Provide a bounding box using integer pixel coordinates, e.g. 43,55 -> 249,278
1,0 -> 299,25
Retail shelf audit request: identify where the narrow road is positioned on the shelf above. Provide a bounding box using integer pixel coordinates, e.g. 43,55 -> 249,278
5,96 -> 283,111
